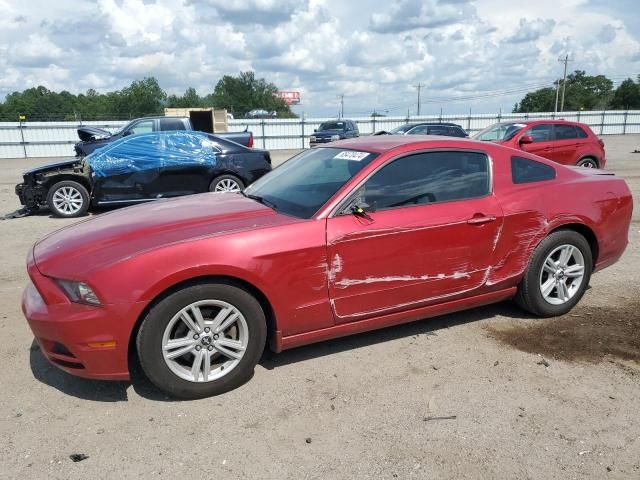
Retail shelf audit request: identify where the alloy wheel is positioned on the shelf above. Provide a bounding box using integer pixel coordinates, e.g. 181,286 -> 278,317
538,244 -> 586,305
52,186 -> 84,215
214,179 -> 241,192
161,300 -> 249,382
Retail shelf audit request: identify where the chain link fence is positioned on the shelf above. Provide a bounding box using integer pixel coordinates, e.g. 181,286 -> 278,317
1,110 -> 639,158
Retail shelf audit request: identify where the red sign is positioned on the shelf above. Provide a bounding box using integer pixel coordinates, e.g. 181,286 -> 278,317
276,91 -> 301,105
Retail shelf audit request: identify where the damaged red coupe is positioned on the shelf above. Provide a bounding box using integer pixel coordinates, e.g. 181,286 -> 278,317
23,136 -> 632,399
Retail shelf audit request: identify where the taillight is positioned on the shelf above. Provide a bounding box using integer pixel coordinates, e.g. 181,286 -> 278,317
248,133 -> 254,148
598,139 -> 605,148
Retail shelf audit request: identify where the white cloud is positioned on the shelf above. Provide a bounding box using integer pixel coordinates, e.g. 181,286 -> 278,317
0,0 -> 638,116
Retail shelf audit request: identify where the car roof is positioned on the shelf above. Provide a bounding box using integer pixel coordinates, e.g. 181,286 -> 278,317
133,116 -> 188,121
494,119 -> 582,126
328,135 -> 474,153
403,122 -> 462,127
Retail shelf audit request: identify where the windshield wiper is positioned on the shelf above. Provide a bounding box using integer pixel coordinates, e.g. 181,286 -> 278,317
242,192 -> 278,210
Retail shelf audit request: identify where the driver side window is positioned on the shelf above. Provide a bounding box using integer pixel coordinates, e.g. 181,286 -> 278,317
128,120 -> 154,135
526,124 -> 553,143
359,151 -> 490,211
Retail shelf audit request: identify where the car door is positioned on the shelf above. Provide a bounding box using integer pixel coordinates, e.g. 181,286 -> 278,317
325,149 -> 503,323
91,134 -> 163,202
551,124 -> 581,165
519,123 -> 556,160
150,133 -> 220,197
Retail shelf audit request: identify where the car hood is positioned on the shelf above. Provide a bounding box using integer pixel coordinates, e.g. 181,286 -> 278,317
77,126 -> 113,142
24,158 -> 83,176
33,193 -> 301,276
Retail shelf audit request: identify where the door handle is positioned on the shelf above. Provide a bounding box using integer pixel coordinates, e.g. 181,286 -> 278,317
467,215 -> 496,225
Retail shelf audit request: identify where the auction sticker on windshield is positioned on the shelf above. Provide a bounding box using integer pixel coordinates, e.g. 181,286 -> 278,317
334,150 -> 370,161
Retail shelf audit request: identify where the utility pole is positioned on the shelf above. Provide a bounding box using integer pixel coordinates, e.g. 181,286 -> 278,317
414,83 -> 424,116
337,94 -> 344,118
559,54 -> 573,113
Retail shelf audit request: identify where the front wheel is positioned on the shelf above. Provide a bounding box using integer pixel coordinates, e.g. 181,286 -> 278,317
209,174 -> 244,193
46,180 -> 90,218
136,283 -> 267,399
515,230 -> 593,317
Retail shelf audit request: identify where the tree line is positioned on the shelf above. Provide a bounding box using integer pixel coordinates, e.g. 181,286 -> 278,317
514,71 -> 640,113
0,71 -> 296,121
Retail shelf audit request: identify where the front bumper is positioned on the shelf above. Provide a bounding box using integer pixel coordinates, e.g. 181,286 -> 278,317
310,138 -> 339,147
15,183 -> 44,209
22,253 -> 143,381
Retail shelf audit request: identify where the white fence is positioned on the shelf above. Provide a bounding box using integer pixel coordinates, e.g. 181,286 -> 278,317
1,110 -> 639,159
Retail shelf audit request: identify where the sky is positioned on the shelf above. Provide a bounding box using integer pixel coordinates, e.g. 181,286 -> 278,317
0,0 -> 639,117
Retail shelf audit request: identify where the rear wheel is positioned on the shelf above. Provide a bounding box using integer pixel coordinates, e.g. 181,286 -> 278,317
209,175 -> 244,193
576,157 -> 598,168
515,230 -> 592,317
46,180 -> 90,218
136,282 -> 267,399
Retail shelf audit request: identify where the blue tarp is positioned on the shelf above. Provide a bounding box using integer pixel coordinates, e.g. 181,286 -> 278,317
87,131 -> 218,177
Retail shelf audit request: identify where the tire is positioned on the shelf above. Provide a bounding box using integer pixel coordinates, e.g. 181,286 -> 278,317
576,157 -> 599,168
209,174 -> 244,193
136,282 -> 267,399
514,230 -> 593,317
46,180 -> 90,218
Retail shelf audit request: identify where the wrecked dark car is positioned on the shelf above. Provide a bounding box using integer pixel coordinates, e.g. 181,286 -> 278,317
74,116 -> 254,156
16,131 -> 272,218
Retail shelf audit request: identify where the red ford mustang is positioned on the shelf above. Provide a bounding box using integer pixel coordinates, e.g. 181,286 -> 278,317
23,136 -> 632,399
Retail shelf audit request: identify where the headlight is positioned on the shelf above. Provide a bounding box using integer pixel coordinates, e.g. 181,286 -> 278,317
56,279 -> 101,305
310,135 -> 316,142
331,134 -> 340,141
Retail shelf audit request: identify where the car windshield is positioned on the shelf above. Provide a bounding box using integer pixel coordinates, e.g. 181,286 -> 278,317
388,124 -> 414,134
474,123 -> 526,141
244,147 -> 378,219
318,122 -> 346,131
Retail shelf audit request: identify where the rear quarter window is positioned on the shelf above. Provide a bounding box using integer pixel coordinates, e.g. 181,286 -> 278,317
575,126 -> 588,138
160,118 -> 187,131
511,156 -> 556,184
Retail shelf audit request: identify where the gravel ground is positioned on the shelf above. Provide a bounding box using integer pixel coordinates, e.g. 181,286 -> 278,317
0,138 -> 639,479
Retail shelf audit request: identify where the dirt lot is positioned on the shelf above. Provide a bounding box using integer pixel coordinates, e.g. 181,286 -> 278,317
0,139 -> 639,479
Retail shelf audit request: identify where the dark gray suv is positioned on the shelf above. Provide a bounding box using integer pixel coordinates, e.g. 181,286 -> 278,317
310,120 -> 360,146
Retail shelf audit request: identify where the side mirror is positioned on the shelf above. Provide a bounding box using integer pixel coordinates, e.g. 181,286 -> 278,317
314,129 -> 317,132
122,130 -> 132,137
519,135 -> 533,145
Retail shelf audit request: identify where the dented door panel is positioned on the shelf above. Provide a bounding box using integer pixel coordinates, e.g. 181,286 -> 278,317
326,196 -> 504,322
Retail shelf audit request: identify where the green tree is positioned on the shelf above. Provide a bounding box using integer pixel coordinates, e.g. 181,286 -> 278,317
0,73 -> 298,121
211,71 -> 296,118
115,77 -> 166,117
561,71 -> 613,110
514,71 -> 614,113
610,77 -> 640,109
166,87 -> 208,108
513,86 -> 557,113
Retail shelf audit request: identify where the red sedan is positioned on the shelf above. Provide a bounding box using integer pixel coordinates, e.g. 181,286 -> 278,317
23,136 -> 632,399
474,120 -> 606,168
